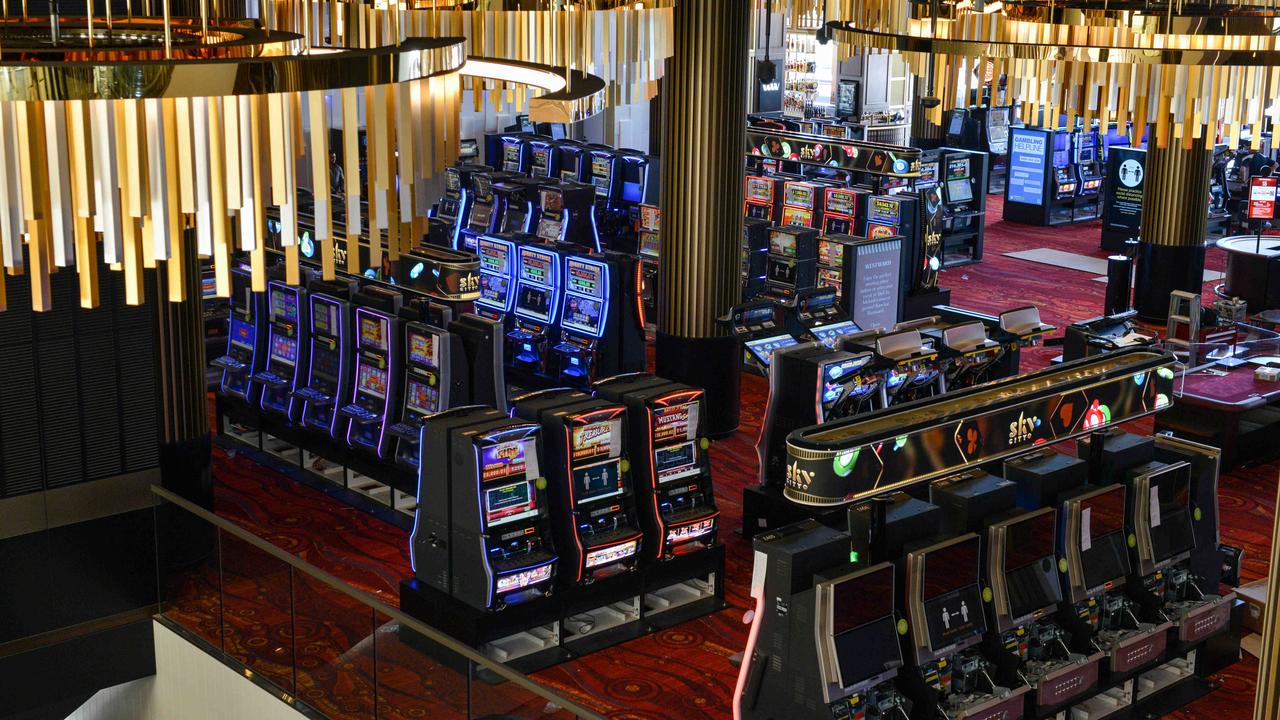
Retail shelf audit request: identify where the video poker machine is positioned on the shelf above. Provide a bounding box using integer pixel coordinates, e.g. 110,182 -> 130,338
339,286 -> 404,459
388,322 -> 468,471
722,300 -> 798,374
507,242 -> 564,376
763,225 -> 818,301
513,389 -> 644,583
1074,127 -> 1104,199
413,408 -> 558,611
534,182 -> 599,251
295,279 -> 357,439
781,180 -> 823,228
1051,129 -> 1078,203
212,267 -> 267,403
744,174 -> 783,223
822,187 -> 863,236
782,286 -> 861,348
431,163 -> 488,249
475,235 -> 518,324
553,253 -> 645,385
593,375 -> 720,562
255,280 -> 309,422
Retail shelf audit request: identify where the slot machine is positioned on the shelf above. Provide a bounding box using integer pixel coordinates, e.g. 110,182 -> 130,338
756,342 -> 881,487
500,133 -> 532,174
780,180 -> 822,228
534,182 -> 599,252
815,235 -> 849,302
743,175 -> 783,223
593,375 -> 720,562
556,140 -> 589,183
1051,130 -> 1077,200
900,534 -> 1030,720
763,225 -> 818,301
388,322 -> 468,470
431,163 -> 487,249
637,204 -> 661,322
255,280 -> 309,422
722,299 -> 799,374
821,187 -> 860,235
981,106 -> 1012,194
1074,128 -> 1103,196
211,267 -> 267,403
553,253 -> 638,384
735,520 -> 910,720
617,150 -> 651,211
460,171 -> 499,251
492,180 -> 536,236
587,145 -> 620,206
931,321 -> 1003,390
942,155 -> 976,213
295,279 -> 356,439
340,286 -> 403,459
528,137 -> 557,179
506,243 -> 563,377
741,217 -> 771,301
944,108 -> 968,146
413,408 -> 559,611
512,390 -> 644,584
448,313 -> 508,413
782,287 -> 861,347
474,235 -> 518,323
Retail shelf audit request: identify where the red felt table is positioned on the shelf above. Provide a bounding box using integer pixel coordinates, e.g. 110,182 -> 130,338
1155,360 -> 1280,466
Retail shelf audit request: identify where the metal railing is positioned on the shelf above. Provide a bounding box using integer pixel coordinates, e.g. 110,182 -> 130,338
151,484 -> 603,720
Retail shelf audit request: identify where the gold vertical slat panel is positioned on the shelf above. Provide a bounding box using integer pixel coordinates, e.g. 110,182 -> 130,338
1139,132 -> 1212,249
657,0 -> 750,339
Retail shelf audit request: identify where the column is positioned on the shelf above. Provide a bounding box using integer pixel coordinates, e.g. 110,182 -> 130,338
1133,135 -> 1211,321
155,229 -> 213,508
1254,480 -> 1280,720
655,0 -> 751,438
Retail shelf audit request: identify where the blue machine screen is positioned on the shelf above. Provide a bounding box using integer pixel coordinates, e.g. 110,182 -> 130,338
566,258 -> 605,299
480,274 -> 511,310
812,321 -> 860,347
744,334 -> 798,366
561,295 -> 604,337
271,334 -> 298,364
270,287 -> 298,321
230,319 -> 255,349
1008,128 -> 1047,206
517,285 -> 553,322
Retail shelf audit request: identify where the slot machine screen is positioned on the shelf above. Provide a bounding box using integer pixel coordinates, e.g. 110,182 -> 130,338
201,274 -> 218,299
592,156 -> 612,195
467,202 -> 493,232
540,190 -> 564,214
484,480 -> 539,526
479,237 -> 512,274
551,124 -> 567,140
948,112 -> 964,137
916,161 -> 940,188
744,334 -> 799,367
445,170 -> 461,192
408,330 -> 438,367
990,107 -> 1009,126
519,248 -> 554,283
823,124 -> 849,139
622,181 -> 644,204
270,287 -> 298,322
502,202 -> 528,233
655,440 -> 700,483
947,157 -> 971,179
229,318 -> 255,350
639,232 -> 661,258
536,218 -> 562,243
1148,464 -> 1195,563
356,363 -> 388,398
812,321 -> 861,347
405,378 -> 440,415
311,341 -> 340,379
1052,133 -> 1070,167
573,459 -> 624,504
766,256 -> 799,287
945,177 -> 974,204
768,230 -> 798,257
817,240 -> 845,267
825,190 -> 855,217
312,299 -> 338,336
746,177 -> 774,203
781,207 -> 813,227
652,400 -> 698,444
270,334 -> 298,364
1002,511 -> 1063,620
532,147 -> 551,177
639,205 -> 661,231
817,268 -> 843,292
920,536 -> 985,653
821,355 -> 873,406
866,223 -> 897,240
785,183 -> 814,209
829,565 -> 901,689
799,289 -> 836,314
480,273 -> 511,309
560,154 -> 580,182
1077,486 -> 1131,590
359,315 -> 388,351
503,142 -> 521,167
561,296 -> 603,336
566,258 -> 605,299
516,285 -> 553,322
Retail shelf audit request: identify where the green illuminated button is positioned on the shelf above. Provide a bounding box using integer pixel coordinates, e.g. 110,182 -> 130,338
620,459 -> 631,473
1128,533 -> 1137,548
428,375 -> 437,386
699,438 -> 710,450
535,477 -> 547,491
1194,506 -> 1202,522
849,550 -> 860,564
897,619 -> 909,636
982,587 -> 993,603
1058,558 -> 1068,574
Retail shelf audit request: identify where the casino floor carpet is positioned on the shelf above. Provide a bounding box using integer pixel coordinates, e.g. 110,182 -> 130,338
203,199 -> 1276,719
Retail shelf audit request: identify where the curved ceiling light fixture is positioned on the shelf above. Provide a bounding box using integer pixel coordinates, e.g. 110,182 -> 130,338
460,57 -> 608,123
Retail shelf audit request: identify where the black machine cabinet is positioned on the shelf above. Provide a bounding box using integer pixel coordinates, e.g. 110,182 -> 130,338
212,267 -> 268,404
255,280 -> 310,422
551,250 -> 647,386
594,374 -> 720,563
722,300 -> 797,374
448,313 -> 508,413
781,286 -> 861,347
533,180 -> 599,251
762,225 -> 818,301
389,321 -> 468,470
741,217 -> 771,301
935,147 -> 988,266
340,286 -> 404,460
506,241 -> 564,378
296,280 -> 357,439
512,390 -> 645,584
412,408 -> 559,611
1062,311 -> 1159,362
430,162 -> 489,249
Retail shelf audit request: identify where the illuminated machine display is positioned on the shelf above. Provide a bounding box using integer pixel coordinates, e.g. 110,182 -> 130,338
1075,127 -> 1104,198
296,279 -> 357,439
637,203 -> 661,322
936,150 -> 987,267
339,286 -> 404,459
500,133 -> 533,174
553,253 -> 646,385
528,137 -> 559,179
474,235 -> 518,324
412,408 -> 558,611
491,180 -> 537,236
781,180 -> 823,228
506,243 -> 564,377
430,163 -> 488,249
388,322 -> 467,470
255,281 -> 309,422
512,389 -> 644,583
763,225 -> 818,301
594,375 -> 720,561
782,286 -> 861,348
723,300 -> 798,374
969,105 -> 1013,194
211,267 -> 267,403
821,187 -> 862,236
556,140 -> 590,184
534,182 -> 599,251
461,170 -> 518,251
743,174 -> 784,223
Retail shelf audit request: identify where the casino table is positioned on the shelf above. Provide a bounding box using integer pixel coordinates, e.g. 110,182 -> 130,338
1154,355 -> 1280,467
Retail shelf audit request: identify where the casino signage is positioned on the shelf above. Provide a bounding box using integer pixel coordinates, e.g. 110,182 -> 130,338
746,128 -> 921,178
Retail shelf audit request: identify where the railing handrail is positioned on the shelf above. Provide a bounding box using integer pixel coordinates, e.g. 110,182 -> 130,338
151,484 -> 605,720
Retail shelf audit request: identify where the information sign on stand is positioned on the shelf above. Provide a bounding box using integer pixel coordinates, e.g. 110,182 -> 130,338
1248,176 -> 1277,220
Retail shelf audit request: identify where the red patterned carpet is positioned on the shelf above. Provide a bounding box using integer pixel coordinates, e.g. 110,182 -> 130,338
195,201 -> 1276,720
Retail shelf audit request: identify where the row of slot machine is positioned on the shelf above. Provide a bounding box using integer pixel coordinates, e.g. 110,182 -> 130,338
411,375 -> 720,612
471,231 -> 646,388
430,135 -> 653,257
211,264 -> 505,469
740,426 -> 1233,720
